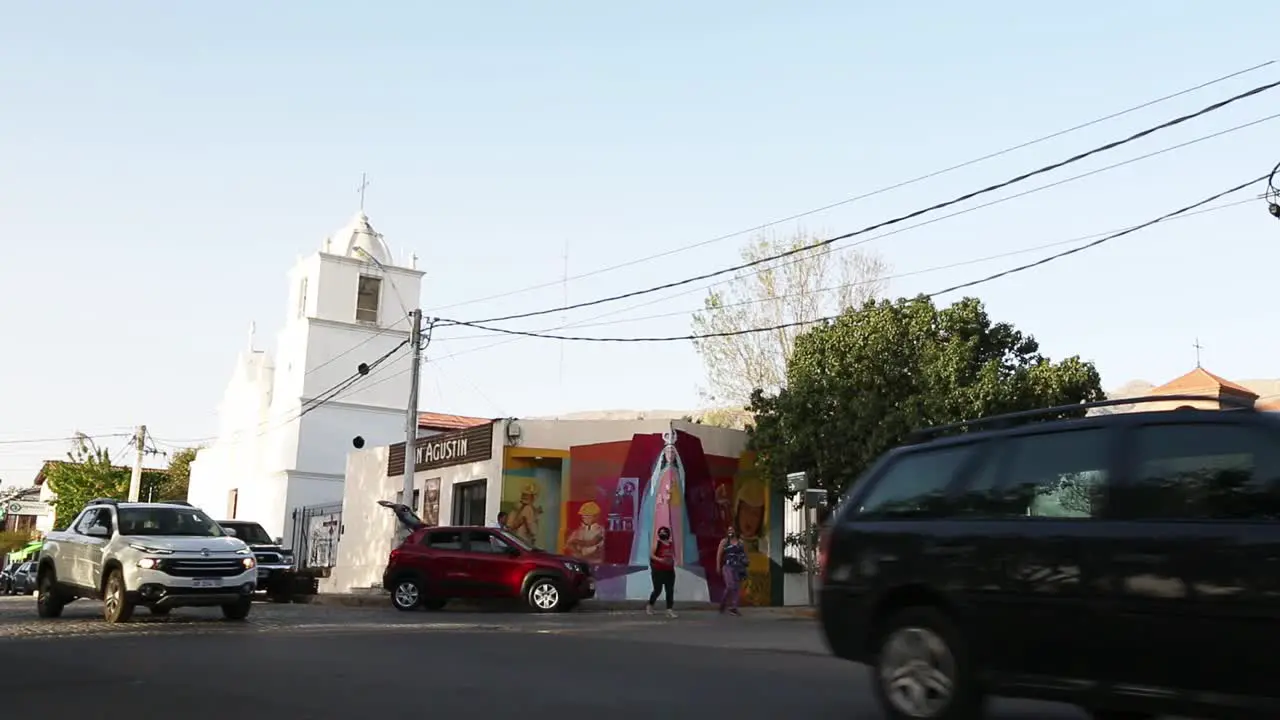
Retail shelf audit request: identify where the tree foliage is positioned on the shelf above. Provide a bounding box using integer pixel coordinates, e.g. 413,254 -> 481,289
692,230 -> 888,409
0,529 -> 35,555
44,436 -> 173,529
160,446 -> 198,502
748,295 -> 1105,500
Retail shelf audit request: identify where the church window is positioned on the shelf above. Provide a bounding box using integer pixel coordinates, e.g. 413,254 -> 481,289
356,276 -> 381,323
297,278 -> 308,319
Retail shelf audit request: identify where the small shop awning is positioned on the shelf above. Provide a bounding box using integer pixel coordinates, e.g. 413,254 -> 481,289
11,541 -> 42,561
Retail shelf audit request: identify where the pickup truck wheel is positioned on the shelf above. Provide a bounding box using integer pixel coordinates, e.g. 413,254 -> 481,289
221,598 -> 252,621
102,569 -> 135,624
36,571 -> 65,619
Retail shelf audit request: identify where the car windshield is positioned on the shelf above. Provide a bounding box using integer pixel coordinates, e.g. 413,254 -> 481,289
118,507 -> 223,537
497,530 -> 535,551
221,522 -> 273,545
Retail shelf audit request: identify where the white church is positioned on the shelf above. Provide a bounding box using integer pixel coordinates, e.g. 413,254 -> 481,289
186,210 -> 424,543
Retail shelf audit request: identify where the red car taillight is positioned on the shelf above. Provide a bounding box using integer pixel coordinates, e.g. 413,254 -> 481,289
388,548 -> 402,564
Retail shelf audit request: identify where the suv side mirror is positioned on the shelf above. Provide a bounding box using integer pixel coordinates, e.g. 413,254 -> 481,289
223,527 -> 237,537
85,525 -> 110,538
274,537 -> 284,545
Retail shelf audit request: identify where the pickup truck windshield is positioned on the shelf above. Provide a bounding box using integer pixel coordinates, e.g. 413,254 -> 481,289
220,522 -> 273,545
118,507 -> 223,537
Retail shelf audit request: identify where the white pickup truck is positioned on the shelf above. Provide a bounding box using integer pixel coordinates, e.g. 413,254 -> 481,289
36,499 -> 258,623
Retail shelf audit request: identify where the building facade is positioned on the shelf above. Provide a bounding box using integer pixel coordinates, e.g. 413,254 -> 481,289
186,210 -> 425,543
323,418 -> 786,605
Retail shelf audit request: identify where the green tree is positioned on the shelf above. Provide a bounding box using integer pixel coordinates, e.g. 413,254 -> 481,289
43,436 -> 177,528
44,436 -> 128,529
0,529 -> 35,554
157,446 -> 199,502
749,295 -> 1105,501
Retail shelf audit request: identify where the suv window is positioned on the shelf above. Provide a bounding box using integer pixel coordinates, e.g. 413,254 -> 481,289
856,442 -> 981,518
465,530 -> 512,554
986,428 -> 1111,519
424,530 -> 463,550
1125,421 -> 1280,520
75,508 -> 114,535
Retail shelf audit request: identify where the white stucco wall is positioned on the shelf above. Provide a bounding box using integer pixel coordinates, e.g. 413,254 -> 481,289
511,417 -> 675,450
188,237 -> 424,546
322,423 -> 504,593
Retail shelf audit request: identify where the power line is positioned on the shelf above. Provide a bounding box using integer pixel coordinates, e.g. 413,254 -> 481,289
152,339 -> 410,447
446,77 -> 1280,328
0,432 -> 132,447
428,60 -> 1275,314
436,192 -> 1264,342
439,176 -> 1267,344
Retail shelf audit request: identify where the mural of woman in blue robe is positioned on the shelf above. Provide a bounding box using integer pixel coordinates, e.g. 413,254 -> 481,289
629,433 -> 700,567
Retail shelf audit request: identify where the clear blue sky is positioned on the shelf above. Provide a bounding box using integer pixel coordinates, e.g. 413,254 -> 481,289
3,2 -> 1278,486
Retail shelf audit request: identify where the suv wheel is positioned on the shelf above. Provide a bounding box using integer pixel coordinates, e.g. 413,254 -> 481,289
526,578 -> 562,613
35,570 -> 65,619
102,569 -> 135,624
871,606 -> 982,720
221,598 -> 252,621
391,577 -> 423,611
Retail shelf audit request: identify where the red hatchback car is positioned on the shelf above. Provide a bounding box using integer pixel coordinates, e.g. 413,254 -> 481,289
378,502 -> 595,613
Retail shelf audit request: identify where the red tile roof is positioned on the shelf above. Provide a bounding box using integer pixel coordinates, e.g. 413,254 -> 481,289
1148,367 -> 1259,399
417,412 -> 492,431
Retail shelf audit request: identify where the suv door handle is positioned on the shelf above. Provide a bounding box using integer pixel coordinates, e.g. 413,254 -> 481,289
925,545 -> 973,556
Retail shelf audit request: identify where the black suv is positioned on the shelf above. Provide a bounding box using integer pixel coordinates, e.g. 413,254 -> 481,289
818,394 -> 1280,720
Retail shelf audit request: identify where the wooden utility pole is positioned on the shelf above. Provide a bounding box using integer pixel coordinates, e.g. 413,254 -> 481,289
127,425 -> 146,502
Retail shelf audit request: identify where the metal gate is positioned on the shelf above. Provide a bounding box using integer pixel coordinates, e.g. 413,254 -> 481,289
290,502 -> 343,573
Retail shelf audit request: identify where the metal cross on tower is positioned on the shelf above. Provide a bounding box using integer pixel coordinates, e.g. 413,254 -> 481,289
1193,338 -> 1205,368
356,172 -> 371,211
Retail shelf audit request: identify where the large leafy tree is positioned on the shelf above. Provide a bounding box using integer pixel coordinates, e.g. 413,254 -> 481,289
749,295 -> 1105,500
44,436 -> 172,529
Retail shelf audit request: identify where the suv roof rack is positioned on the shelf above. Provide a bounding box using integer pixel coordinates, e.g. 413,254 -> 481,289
907,393 -> 1254,444
86,498 -> 119,506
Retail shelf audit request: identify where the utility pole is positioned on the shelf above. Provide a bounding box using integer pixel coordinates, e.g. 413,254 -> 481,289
401,310 -> 423,517
127,425 -> 146,502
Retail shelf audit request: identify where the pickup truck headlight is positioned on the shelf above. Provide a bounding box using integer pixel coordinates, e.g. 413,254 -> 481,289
242,557 -> 256,569
136,558 -> 160,570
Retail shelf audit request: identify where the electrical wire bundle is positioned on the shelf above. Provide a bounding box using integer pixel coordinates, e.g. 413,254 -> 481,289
1267,160 -> 1280,218
428,74 -> 1280,345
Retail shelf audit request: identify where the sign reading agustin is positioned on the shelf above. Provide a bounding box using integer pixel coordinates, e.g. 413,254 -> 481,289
386,423 -> 494,476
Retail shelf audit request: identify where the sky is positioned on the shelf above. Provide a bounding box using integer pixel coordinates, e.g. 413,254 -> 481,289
2,2 -> 1279,486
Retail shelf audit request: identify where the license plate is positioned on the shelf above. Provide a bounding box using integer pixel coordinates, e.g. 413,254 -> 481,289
192,578 -> 221,589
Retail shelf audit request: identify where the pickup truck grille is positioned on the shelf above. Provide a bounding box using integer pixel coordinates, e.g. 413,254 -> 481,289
157,558 -> 247,578
255,552 -> 282,565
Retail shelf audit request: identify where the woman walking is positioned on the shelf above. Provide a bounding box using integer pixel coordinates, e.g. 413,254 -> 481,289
646,526 -> 677,618
717,527 -> 748,616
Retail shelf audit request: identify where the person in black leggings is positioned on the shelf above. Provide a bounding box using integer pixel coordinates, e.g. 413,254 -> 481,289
646,526 -> 677,618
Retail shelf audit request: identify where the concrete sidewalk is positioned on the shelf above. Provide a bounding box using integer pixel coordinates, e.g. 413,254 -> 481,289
304,591 -> 818,618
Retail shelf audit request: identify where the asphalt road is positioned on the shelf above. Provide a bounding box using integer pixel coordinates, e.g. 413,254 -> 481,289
0,596 -> 1094,719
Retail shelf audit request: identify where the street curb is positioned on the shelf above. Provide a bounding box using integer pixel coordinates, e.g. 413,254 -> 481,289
301,593 -> 818,618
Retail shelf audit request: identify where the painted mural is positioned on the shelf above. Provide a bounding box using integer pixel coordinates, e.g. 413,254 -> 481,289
499,457 -> 563,551
503,429 -> 773,605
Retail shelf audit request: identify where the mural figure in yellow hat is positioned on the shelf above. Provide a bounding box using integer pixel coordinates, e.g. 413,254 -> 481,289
563,501 -> 605,564
507,481 -> 543,547
733,478 -> 769,557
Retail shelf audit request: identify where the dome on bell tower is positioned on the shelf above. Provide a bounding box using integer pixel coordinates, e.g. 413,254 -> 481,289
333,210 -> 393,266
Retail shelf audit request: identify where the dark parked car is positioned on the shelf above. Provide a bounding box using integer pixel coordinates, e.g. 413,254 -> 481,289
378,501 -> 595,613
818,394 -> 1280,720
0,562 -> 20,594
217,520 -> 298,602
7,562 -> 37,595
